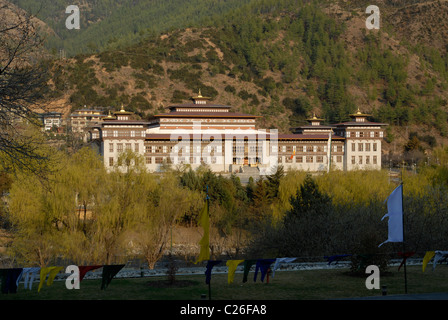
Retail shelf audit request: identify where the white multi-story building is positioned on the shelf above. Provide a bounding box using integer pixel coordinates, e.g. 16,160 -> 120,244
69,106 -> 107,134
88,92 -> 386,173
38,112 -> 63,131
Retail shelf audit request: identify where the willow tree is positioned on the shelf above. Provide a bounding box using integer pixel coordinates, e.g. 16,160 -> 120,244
7,147 -> 105,266
88,150 -> 155,264
128,172 -> 203,269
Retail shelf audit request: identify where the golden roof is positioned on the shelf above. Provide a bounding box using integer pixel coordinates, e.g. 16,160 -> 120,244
307,113 -> 324,122
192,89 -> 210,100
350,107 -> 370,117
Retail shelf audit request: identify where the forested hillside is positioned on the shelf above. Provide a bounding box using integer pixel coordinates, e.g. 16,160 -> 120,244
11,0 -> 448,164
9,0 -> 259,56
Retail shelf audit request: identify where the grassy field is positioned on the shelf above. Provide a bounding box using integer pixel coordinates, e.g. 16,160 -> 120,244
1,265 -> 447,301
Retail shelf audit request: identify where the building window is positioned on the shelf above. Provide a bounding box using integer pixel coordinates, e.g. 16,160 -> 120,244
346,132 -> 351,138
113,130 -> 118,137
117,143 -> 123,153
306,156 -> 313,163
370,131 -> 374,137
296,156 -> 303,163
373,143 -> 377,152
103,131 -> 108,137
373,156 -> 377,164
351,156 -> 355,164
356,132 -> 360,138
366,156 -> 370,164
131,131 -> 135,137
135,143 -> 139,152
155,157 -> 163,164
365,143 -> 370,151
352,143 -> 355,152
126,143 -> 132,150
109,143 -> 114,153
316,156 -> 323,163
379,131 -> 383,138
109,157 -> 114,167
358,143 -> 363,152
359,156 -> 363,164
146,156 -> 152,164
337,156 -> 342,162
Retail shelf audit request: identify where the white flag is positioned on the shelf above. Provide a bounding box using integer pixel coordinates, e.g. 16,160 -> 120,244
379,184 -> 403,247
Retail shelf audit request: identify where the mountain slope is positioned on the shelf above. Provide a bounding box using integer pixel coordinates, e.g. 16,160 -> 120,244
18,0 -> 448,163
9,0 -> 263,56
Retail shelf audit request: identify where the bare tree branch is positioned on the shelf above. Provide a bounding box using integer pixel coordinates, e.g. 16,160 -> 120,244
0,1 -> 51,173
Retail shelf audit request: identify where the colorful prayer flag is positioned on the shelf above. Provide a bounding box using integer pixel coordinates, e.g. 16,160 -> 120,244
289,150 -> 295,160
101,265 -> 124,290
226,260 -> 244,284
205,260 -> 222,284
38,266 -> 63,292
195,199 -> 210,264
422,251 -> 435,272
432,251 -> 448,271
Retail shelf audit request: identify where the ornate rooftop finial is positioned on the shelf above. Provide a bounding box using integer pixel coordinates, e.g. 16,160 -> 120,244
192,89 -> 210,104
306,113 -> 324,126
350,107 -> 371,122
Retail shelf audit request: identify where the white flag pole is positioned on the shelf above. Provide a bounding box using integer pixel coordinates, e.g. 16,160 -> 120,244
401,179 -> 408,294
327,130 -> 332,173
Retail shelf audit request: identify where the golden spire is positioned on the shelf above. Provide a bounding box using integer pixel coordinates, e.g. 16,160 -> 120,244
350,107 -> 371,122
192,89 -> 210,104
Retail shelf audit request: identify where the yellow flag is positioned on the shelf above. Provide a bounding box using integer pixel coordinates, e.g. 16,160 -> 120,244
226,260 -> 244,284
38,266 -> 64,292
195,200 -> 210,264
422,251 -> 435,273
